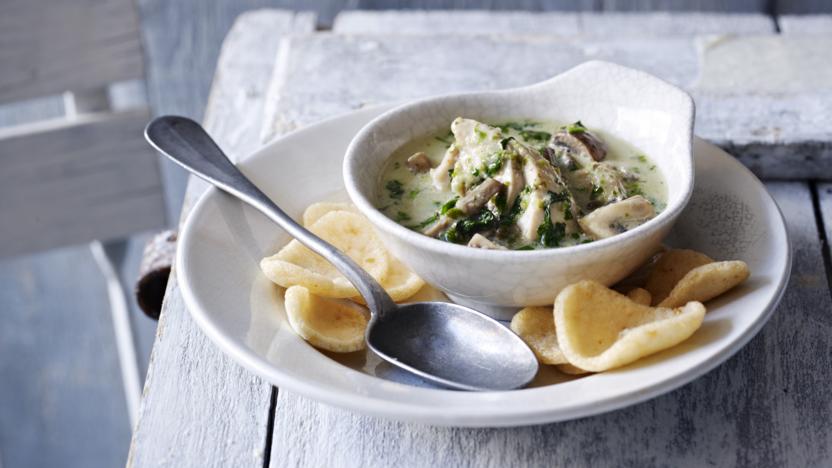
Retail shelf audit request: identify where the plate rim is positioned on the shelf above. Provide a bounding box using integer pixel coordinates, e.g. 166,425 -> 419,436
176,104 -> 792,427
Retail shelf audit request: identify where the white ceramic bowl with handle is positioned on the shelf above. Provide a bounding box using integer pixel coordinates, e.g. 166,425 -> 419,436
343,61 -> 695,319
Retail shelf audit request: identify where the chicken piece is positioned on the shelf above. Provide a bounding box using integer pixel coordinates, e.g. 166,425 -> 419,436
406,152 -> 432,173
447,118 -> 503,195
578,196 -> 656,240
430,145 -> 459,191
490,155 -> 524,210
510,140 -> 580,242
467,233 -> 506,250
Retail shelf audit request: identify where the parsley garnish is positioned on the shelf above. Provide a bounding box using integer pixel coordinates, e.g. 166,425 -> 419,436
395,211 -> 411,222
385,180 -> 404,199
565,121 -> 586,135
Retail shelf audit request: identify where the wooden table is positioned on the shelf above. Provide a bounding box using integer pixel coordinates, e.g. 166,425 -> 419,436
128,10 -> 832,467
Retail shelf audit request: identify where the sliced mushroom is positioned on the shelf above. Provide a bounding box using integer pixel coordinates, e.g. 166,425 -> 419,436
406,152 -> 432,173
422,178 -> 503,238
550,128 -> 608,168
430,145 -> 459,191
467,233 -> 506,250
422,216 -> 452,238
457,178 -> 503,215
578,195 -> 656,240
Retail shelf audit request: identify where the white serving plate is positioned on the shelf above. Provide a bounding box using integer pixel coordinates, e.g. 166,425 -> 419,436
177,104 -> 790,427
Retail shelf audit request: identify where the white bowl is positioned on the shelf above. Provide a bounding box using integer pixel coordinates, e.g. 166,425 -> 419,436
343,61 -> 695,318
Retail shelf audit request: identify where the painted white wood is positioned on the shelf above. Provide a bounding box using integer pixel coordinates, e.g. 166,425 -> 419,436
0,0 -> 144,104
131,9 -> 832,467
0,109 -> 166,258
127,11 -> 316,468
334,10 -> 774,35
778,14 -> 832,34
261,33 -> 832,179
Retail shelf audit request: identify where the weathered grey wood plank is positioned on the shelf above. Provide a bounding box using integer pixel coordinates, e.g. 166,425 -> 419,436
778,14 -> 832,34
268,182 -> 831,467
127,11 -> 315,467
355,0 -> 596,12
600,0 -> 767,11
0,246 -> 133,468
334,10 -> 774,35
136,0 -> 318,222
0,109 -> 166,258
261,33 -> 832,180
0,0 -> 144,104
818,183 -> 832,259
775,0 -> 832,14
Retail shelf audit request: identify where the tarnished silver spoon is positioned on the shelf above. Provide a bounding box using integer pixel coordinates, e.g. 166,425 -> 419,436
145,116 -> 538,391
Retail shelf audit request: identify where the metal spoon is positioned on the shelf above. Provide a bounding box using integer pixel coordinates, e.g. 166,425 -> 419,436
145,116 -> 539,391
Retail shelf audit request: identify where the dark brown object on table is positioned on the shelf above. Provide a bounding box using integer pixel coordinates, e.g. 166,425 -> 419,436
135,230 -> 178,319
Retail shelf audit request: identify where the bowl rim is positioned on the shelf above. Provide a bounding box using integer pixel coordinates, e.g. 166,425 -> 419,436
343,60 -> 695,260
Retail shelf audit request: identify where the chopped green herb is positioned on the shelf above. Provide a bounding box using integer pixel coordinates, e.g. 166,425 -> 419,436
385,180 -> 404,199
443,209 -> 498,244
565,121 -> 586,135
445,208 -> 464,219
549,191 -> 570,203
475,129 -> 487,141
538,195 -> 567,247
439,197 -> 459,214
515,245 -> 535,251
590,184 -> 604,200
408,189 -> 421,199
395,211 -> 411,222
500,196 -> 523,226
485,154 -> 504,176
519,129 -> 551,142
538,221 -> 566,248
493,190 -> 507,213
625,181 -> 644,196
634,154 -> 648,163
500,137 -> 514,149
434,130 -> 454,146
410,213 -> 438,229
393,161 -> 400,169
497,122 -> 526,132
562,198 -> 573,220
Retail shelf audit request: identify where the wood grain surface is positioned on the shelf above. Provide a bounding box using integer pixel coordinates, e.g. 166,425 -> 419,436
132,9 -> 832,468
127,11 -> 316,468
0,109 -> 166,258
0,0 -> 144,104
334,10 -> 775,35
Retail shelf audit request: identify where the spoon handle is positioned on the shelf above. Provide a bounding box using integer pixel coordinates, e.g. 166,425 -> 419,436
145,116 -> 395,313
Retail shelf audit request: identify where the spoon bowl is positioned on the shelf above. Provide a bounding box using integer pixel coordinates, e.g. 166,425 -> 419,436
369,302 -> 538,391
145,115 -> 539,391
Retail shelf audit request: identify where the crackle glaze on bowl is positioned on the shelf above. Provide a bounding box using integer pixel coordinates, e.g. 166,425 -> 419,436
344,61 -> 695,317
